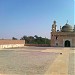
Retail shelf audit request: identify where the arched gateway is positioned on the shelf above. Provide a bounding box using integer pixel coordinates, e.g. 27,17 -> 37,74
64,40 -> 70,47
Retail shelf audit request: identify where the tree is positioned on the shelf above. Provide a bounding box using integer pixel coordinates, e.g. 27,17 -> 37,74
28,36 -> 34,44
12,37 -> 17,40
20,35 -> 50,45
34,35 -> 38,39
20,35 -> 27,40
20,35 -> 29,44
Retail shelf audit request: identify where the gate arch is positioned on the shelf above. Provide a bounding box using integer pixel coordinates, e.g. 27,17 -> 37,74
64,40 -> 70,47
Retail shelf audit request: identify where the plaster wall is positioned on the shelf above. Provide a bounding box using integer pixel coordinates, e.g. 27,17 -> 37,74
0,44 -> 24,49
51,32 -> 75,47
0,40 -> 25,49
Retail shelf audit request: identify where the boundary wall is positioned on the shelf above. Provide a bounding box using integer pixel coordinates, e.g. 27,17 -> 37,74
0,40 -> 25,49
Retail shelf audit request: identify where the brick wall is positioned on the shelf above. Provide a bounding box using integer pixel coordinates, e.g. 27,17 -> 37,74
0,40 -> 25,45
0,40 -> 25,49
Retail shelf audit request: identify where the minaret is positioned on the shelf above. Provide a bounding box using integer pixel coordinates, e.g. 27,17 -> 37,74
52,21 -> 57,32
74,25 -> 75,32
60,26 -> 62,31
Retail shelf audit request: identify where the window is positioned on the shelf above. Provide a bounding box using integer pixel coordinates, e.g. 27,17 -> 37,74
56,36 -> 58,40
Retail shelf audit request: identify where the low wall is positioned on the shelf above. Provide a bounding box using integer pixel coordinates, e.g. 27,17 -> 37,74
0,44 -> 24,49
0,40 -> 25,49
0,40 -> 25,44
25,44 -> 50,47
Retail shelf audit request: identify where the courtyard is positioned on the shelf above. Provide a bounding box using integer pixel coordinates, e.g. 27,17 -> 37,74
0,47 -> 75,75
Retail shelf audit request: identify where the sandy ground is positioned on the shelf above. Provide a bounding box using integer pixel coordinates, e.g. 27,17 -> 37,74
0,47 -> 75,75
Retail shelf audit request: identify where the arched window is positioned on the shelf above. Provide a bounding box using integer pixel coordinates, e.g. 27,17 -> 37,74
56,36 -> 58,40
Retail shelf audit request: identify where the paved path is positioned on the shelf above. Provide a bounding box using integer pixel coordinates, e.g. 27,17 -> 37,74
68,48 -> 75,75
43,48 -> 75,75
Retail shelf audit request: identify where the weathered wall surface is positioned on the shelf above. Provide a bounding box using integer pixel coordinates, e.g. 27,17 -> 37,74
51,32 -> 75,47
0,40 -> 25,49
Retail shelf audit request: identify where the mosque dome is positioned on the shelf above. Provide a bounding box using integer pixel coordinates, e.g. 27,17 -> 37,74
61,23 -> 73,32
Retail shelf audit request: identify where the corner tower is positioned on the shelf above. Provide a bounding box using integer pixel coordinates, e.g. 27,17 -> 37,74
52,21 -> 57,32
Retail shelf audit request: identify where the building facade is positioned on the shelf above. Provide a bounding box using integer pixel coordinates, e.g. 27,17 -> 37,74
51,21 -> 75,47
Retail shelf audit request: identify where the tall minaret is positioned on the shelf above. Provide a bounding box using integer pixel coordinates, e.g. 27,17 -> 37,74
52,21 -> 57,32
74,25 -> 75,32
60,26 -> 62,31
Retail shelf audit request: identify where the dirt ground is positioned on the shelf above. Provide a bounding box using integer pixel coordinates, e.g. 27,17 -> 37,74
0,47 -> 75,75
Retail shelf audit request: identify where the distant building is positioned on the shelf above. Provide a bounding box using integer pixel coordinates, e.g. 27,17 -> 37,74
51,21 -> 75,47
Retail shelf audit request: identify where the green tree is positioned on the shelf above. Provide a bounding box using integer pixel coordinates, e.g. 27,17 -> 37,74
12,37 -> 17,40
20,35 -> 50,45
20,35 -> 29,44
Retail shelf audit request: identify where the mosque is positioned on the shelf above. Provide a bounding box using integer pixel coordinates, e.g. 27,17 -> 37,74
51,21 -> 75,47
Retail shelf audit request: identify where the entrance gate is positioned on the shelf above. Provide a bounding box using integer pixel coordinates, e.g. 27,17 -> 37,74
64,40 -> 70,47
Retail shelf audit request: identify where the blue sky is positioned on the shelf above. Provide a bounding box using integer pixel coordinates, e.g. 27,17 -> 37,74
0,0 -> 74,39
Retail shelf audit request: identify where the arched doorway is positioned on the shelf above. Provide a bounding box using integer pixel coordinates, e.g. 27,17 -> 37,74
64,40 -> 70,47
